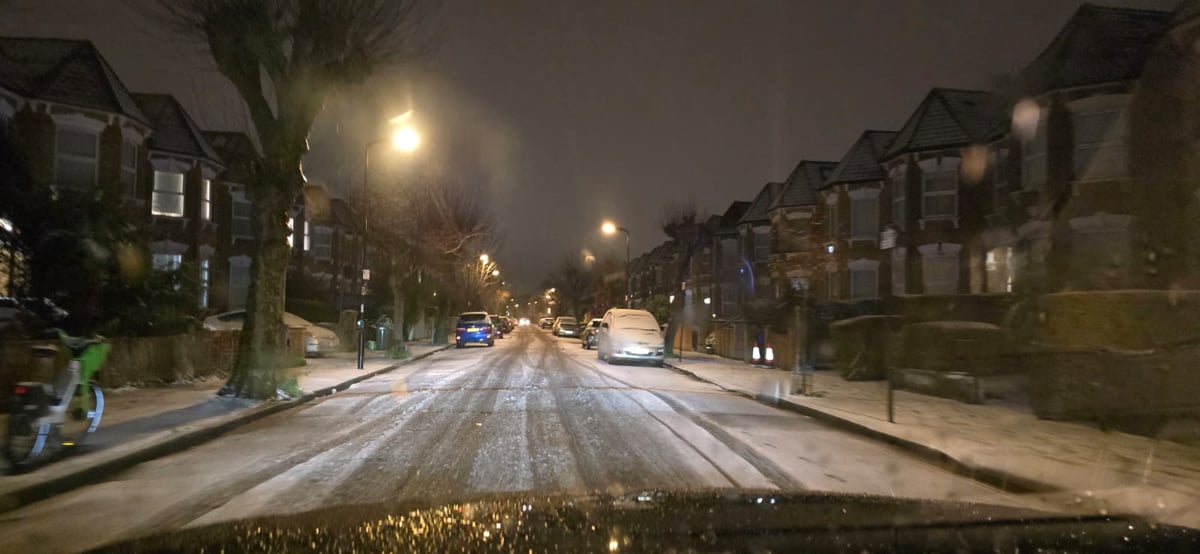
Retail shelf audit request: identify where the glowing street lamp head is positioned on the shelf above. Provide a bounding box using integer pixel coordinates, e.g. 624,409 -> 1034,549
479,253 -> 489,264
492,269 -> 500,277
601,221 -> 617,235
392,127 -> 420,152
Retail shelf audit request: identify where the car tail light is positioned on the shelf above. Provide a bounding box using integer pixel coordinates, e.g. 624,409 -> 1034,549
13,385 -> 27,395
456,327 -> 467,333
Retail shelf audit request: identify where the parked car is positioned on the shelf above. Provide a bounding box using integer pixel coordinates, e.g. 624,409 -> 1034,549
581,318 -> 602,350
489,315 -> 507,339
552,316 -> 579,337
0,297 -> 67,339
455,311 -> 495,348
496,316 -> 515,334
202,310 -> 340,357
538,317 -> 554,329
597,308 -> 664,366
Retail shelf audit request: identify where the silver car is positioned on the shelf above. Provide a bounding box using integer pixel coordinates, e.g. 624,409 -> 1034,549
597,308 -> 665,365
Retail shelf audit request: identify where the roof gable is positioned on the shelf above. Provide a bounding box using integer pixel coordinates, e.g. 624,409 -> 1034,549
773,160 -> 838,208
885,88 -> 1005,159
0,37 -> 147,124
824,130 -> 898,187
715,200 -> 751,235
134,93 -> 222,164
1021,4 -> 1170,95
739,182 -> 783,225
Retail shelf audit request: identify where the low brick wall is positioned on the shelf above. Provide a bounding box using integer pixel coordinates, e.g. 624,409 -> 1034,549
0,330 -> 238,410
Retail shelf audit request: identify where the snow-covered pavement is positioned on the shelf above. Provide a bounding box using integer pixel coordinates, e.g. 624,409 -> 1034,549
0,328 -> 1056,552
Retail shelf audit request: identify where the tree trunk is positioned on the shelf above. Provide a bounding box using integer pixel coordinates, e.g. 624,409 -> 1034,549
390,258 -> 406,349
221,178 -> 292,398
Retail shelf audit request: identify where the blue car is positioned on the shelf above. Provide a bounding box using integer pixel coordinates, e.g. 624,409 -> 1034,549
455,312 -> 495,348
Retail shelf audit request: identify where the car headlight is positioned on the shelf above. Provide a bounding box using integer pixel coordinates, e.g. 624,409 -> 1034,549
626,346 -> 652,355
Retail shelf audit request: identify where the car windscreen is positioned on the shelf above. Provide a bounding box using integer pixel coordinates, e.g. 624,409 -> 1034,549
615,313 -> 658,331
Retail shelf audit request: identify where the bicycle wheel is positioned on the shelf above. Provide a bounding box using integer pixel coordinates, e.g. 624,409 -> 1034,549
4,412 -> 51,468
61,381 -> 104,446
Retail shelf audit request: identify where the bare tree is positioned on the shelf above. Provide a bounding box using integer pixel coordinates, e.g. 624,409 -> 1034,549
363,177 -> 497,339
146,1 -> 440,397
546,251 -> 593,319
659,202 -> 709,356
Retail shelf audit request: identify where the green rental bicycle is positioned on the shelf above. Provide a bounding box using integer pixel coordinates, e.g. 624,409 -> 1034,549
4,331 -> 109,470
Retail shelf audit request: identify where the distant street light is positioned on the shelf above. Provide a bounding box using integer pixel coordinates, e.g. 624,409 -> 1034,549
358,118 -> 421,370
492,269 -> 500,277
601,220 -> 631,308
480,253 -> 489,264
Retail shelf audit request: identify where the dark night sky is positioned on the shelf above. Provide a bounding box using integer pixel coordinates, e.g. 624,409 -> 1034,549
0,0 -> 1177,290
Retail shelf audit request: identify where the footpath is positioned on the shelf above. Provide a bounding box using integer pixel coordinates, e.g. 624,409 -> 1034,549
0,342 -> 449,513
663,351 -> 1200,530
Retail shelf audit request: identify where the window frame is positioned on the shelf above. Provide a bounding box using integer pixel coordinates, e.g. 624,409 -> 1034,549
891,247 -> 906,295
848,187 -> 880,241
918,243 -> 961,295
847,259 -> 879,300
54,126 -> 100,192
889,164 -> 906,230
1069,95 -> 1130,183
151,170 -> 186,217
918,157 -> 959,220
120,141 -> 139,197
1022,115 -> 1048,190
312,225 -> 334,260
231,190 -> 253,240
198,258 -> 210,309
201,179 -> 213,221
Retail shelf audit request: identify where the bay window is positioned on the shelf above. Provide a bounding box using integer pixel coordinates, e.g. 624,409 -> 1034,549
201,179 -> 212,220
313,225 -> 333,260
231,192 -> 253,240
120,141 -> 138,196
986,246 -> 1014,293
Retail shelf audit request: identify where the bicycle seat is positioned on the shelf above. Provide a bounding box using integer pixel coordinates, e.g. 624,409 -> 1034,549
64,336 -> 101,358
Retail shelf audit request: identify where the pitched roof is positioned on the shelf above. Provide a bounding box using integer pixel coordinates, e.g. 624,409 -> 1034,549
1021,4 -> 1171,96
772,160 -> 838,208
0,36 -> 148,124
884,88 -> 1006,159
133,93 -> 222,164
738,182 -> 784,225
823,130 -> 898,187
203,131 -> 259,184
714,200 -> 751,236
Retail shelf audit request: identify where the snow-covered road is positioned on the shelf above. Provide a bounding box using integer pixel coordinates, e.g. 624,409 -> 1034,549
0,328 -> 1050,552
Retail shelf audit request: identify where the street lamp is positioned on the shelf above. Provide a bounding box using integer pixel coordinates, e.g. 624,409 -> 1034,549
601,220 -> 631,308
358,123 -> 421,369
479,253 -> 489,264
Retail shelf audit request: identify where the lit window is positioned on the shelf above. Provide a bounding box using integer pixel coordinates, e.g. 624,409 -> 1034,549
985,247 -> 1013,293
919,158 -> 958,219
202,179 -> 212,220
889,164 -> 906,230
892,247 -> 906,295
55,128 -> 98,191
151,171 -> 185,217
1071,97 -> 1129,181
848,259 -> 879,299
120,141 -> 138,196
919,243 -> 960,294
199,258 -> 210,308
849,189 -> 880,240
152,253 -> 182,272
287,217 -> 295,248
303,221 -> 311,251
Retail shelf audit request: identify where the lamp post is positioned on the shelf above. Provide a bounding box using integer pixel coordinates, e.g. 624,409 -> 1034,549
601,221 -> 631,308
357,123 -> 420,369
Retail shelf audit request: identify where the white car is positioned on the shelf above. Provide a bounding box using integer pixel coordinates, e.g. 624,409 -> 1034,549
202,310 -> 340,356
597,308 -> 665,366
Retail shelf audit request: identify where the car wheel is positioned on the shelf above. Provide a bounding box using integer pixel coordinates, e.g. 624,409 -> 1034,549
456,342 -> 463,349
488,340 -> 495,347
